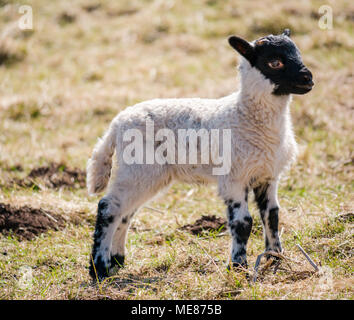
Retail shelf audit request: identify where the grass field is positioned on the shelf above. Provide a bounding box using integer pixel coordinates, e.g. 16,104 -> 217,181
0,0 -> 353,299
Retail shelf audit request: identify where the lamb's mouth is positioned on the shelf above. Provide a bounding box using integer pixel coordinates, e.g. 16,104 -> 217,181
294,81 -> 314,90
288,81 -> 314,95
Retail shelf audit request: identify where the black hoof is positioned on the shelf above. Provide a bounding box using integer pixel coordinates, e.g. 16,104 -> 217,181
110,254 -> 125,269
89,255 -> 109,281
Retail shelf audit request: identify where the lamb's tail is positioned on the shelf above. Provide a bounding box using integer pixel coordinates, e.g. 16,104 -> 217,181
87,123 -> 117,195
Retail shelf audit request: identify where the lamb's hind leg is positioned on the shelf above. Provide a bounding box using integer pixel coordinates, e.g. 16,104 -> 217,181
89,194 -> 126,280
89,167 -> 171,280
109,213 -> 132,272
109,206 -> 139,273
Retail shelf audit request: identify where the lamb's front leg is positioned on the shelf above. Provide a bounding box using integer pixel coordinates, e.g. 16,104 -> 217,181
222,184 -> 252,269
253,180 -> 282,253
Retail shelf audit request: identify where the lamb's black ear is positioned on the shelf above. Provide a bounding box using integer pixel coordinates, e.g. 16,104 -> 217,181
228,36 -> 255,65
282,28 -> 291,37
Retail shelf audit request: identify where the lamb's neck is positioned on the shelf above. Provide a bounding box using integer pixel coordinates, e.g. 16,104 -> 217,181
235,58 -> 292,129
238,88 -> 292,129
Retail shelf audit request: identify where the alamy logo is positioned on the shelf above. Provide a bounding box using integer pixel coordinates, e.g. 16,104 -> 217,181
318,5 -> 333,30
122,120 -> 232,175
18,5 -> 33,30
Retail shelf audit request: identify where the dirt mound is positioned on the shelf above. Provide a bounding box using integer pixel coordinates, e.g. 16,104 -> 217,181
0,203 -> 66,240
180,215 -> 227,236
15,162 -> 86,189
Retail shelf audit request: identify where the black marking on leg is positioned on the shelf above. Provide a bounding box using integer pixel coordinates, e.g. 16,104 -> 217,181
227,209 -> 234,224
110,254 -> 125,269
89,197 -> 116,280
96,198 -> 114,229
232,262 -> 247,269
226,202 -> 240,223
224,199 -> 233,207
92,200 -> 107,256
260,210 -> 266,225
224,199 -> 241,210
254,183 -> 271,250
269,207 -> 282,251
122,216 -> 128,224
231,247 -> 248,270
265,237 -> 270,250
253,183 -> 269,212
268,207 -> 279,235
232,262 -> 248,270
98,198 -> 108,212
233,202 -> 241,209
230,217 -> 252,268
230,217 -> 253,245
266,207 -> 282,253
244,215 -> 252,225
232,247 -> 246,261
245,187 -> 249,202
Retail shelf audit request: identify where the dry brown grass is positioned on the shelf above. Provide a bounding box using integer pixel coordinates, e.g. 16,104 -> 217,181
0,0 -> 353,299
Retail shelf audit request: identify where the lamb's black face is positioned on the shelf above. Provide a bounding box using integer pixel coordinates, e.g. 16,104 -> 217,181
228,30 -> 314,95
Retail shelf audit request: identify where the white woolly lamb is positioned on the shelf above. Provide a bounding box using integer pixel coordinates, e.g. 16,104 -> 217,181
87,29 -> 314,279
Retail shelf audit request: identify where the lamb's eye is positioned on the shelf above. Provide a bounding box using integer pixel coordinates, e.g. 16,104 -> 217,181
268,59 -> 284,69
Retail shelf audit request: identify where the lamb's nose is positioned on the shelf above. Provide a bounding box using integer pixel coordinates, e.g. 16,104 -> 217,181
300,68 -> 313,85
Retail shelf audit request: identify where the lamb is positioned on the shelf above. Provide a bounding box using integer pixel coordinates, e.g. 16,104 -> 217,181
87,29 -> 314,280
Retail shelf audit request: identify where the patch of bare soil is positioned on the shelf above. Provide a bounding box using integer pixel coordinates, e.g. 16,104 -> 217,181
0,203 -> 66,240
14,162 -> 86,189
180,215 -> 227,236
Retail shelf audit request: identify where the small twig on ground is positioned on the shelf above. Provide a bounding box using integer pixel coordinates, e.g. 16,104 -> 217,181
252,250 -> 295,283
265,250 -> 295,271
296,244 -> 319,272
143,206 -> 165,214
42,211 -> 58,224
260,256 -> 275,272
252,252 -> 266,283
199,232 -> 229,240
174,214 -> 182,227
265,250 -> 300,263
